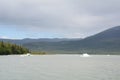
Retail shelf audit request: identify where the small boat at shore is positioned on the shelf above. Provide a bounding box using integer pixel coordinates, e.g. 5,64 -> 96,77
81,53 -> 90,57
20,53 -> 31,57
26,53 -> 31,56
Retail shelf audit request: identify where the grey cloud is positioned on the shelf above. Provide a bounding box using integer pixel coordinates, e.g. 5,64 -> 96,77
0,0 -> 120,38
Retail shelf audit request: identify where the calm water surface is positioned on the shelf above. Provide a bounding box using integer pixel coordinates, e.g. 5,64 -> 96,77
0,55 -> 120,80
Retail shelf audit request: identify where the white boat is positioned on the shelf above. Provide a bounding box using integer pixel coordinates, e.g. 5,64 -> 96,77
81,53 -> 90,57
26,53 -> 31,56
20,53 -> 31,57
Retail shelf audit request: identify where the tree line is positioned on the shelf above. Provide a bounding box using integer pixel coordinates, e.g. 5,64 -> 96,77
0,41 -> 30,55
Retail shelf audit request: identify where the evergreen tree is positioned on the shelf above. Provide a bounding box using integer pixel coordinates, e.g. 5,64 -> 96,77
0,41 -> 30,55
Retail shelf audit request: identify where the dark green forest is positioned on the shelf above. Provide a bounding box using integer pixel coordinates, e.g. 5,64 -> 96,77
0,41 -> 29,55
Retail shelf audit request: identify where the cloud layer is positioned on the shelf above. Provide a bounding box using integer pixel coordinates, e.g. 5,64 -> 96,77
0,0 -> 120,38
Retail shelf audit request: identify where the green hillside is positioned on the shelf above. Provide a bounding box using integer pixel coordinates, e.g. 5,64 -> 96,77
0,41 -> 29,55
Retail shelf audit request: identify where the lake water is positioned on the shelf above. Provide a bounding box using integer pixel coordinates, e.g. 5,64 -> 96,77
0,55 -> 120,80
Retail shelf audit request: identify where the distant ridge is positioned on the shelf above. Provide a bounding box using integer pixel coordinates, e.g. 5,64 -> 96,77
79,26 -> 120,51
84,26 -> 120,41
1,26 -> 120,54
0,38 -> 81,44
23,26 -> 120,54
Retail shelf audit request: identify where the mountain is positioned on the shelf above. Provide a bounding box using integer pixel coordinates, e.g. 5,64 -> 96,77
0,38 -> 81,44
68,26 -> 120,52
1,26 -> 120,54
23,26 -> 120,54
82,26 -> 120,42
0,38 -> 82,54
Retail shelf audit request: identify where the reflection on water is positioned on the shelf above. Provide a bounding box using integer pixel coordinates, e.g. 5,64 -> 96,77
0,55 -> 120,80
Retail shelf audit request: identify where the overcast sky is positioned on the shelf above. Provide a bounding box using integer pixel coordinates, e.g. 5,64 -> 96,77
0,0 -> 120,39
